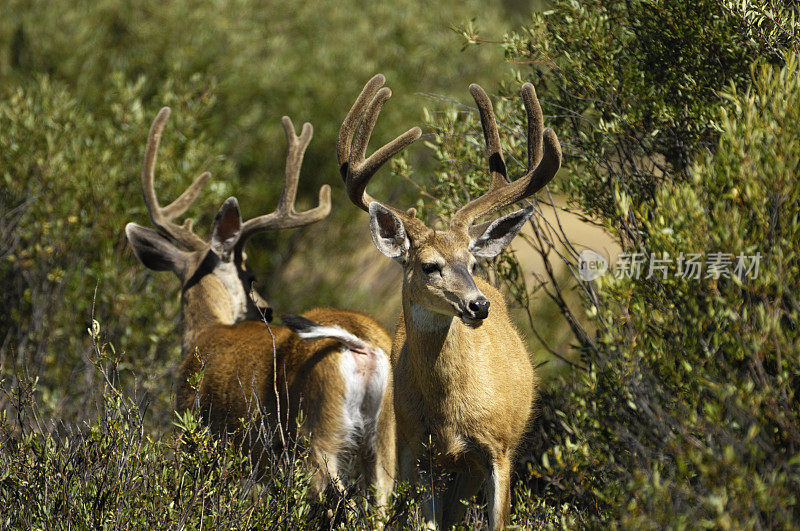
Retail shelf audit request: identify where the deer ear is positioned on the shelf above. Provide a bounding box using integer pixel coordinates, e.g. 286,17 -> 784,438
125,223 -> 188,274
469,207 -> 533,259
211,197 -> 242,257
368,202 -> 409,263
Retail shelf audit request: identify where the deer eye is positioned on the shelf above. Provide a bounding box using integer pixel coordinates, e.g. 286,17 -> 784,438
421,262 -> 441,275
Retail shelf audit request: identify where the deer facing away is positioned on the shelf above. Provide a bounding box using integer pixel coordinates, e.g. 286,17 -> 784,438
338,75 -> 561,529
124,108 -> 396,506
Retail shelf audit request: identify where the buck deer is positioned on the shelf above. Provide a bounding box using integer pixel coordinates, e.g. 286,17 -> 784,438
124,108 -> 396,507
338,75 -> 561,529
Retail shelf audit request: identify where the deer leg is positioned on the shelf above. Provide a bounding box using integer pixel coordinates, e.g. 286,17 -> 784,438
420,474 -> 445,531
398,439 -> 418,484
358,433 -> 392,505
313,446 -> 363,526
366,395 -> 396,513
367,439 -> 396,515
358,439 -> 377,490
486,452 -> 512,531
311,447 -> 343,498
418,458 -> 457,530
440,467 -> 485,529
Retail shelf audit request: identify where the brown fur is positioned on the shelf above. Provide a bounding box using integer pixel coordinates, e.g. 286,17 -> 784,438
338,74 -> 557,530
173,267 -> 396,502
127,107 -> 397,507
389,232 -> 536,530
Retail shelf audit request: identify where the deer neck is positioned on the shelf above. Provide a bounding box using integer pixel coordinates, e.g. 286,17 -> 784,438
179,273 -> 237,354
401,295 -> 474,372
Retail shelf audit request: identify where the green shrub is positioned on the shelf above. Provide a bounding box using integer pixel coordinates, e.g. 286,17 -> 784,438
446,0 -> 798,227
504,54 -> 800,527
418,0 -> 800,526
0,331 -> 332,528
0,0 -> 512,313
589,55 -> 800,528
0,75 -> 233,429
0,1 -> 514,431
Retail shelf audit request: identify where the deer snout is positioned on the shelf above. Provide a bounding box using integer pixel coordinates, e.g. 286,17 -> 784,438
466,296 -> 490,320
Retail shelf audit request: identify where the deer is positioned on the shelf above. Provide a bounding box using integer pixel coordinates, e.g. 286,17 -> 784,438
124,107 -> 396,509
337,74 -> 561,529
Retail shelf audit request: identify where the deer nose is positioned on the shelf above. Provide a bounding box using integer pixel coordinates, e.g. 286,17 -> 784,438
468,297 -> 490,320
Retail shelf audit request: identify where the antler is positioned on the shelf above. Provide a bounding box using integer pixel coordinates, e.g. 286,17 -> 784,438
237,116 -> 332,246
141,107 -> 211,251
337,74 -> 422,215
449,83 -> 562,231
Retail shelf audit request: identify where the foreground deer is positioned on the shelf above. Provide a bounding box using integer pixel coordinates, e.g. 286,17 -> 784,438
125,108 -> 395,505
338,75 -> 561,529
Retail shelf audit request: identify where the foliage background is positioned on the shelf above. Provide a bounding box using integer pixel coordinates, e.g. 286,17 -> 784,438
0,0 -> 522,431
1,0 -> 799,527
423,0 -> 800,526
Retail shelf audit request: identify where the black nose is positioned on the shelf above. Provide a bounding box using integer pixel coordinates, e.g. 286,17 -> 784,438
468,298 -> 490,320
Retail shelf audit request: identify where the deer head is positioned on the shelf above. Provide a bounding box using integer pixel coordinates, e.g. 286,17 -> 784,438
126,108 -> 331,324
338,75 -> 561,327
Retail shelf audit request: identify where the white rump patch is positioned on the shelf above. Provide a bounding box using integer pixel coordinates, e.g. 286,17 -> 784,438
294,321 -> 390,479
339,345 -> 389,454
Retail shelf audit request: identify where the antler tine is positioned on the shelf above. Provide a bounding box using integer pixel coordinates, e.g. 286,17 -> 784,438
276,116 -> 311,212
141,107 -> 210,251
450,83 -> 562,231
238,116 -> 332,245
468,84 -> 508,192
522,83 -> 544,170
338,74 -> 422,213
337,74 -> 385,184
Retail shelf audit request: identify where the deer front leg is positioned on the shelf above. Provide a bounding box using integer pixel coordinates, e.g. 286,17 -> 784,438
440,467 -> 485,529
398,439 -> 417,484
420,472 -> 445,531
486,452 -> 512,530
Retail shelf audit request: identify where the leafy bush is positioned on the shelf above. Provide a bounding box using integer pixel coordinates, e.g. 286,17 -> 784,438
496,0 -> 799,224
419,0 -> 800,526
0,331 -> 336,528
0,0 -> 512,430
0,0 -> 512,313
0,75 -> 233,428
539,55 -> 800,527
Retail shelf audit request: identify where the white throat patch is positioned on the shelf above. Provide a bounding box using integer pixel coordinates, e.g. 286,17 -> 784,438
409,303 -> 453,332
213,261 -> 249,322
